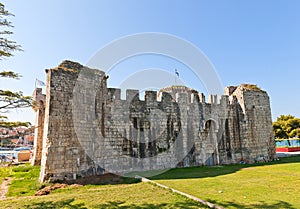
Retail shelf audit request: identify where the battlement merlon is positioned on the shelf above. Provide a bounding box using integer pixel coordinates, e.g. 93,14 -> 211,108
32,88 -> 46,112
126,89 -> 140,102
145,91 -> 158,105
107,88 -> 121,100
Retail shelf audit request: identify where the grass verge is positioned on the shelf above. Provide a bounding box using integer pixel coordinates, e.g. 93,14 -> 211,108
1,164 -> 41,197
0,164 -> 207,208
152,156 -> 300,209
1,157 -> 299,208
0,165 -> 10,183
1,182 -> 208,208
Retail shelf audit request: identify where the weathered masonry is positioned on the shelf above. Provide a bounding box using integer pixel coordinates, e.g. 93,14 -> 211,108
32,60 -> 275,182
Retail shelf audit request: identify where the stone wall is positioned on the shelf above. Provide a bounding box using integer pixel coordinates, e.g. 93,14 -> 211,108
31,88 -> 45,165
35,60 -> 275,182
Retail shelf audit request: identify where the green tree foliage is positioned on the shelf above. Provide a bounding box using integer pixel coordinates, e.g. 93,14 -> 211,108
0,3 -> 31,127
0,3 -> 22,58
273,115 -> 300,139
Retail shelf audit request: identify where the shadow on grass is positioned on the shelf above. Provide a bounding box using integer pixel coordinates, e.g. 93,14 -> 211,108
23,199 -> 208,209
148,156 -> 300,180
60,173 -> 141,186
207,199 -> 297,209
22,199 -> 296,209
94,200 -> 209,208
23,198 -> 88,209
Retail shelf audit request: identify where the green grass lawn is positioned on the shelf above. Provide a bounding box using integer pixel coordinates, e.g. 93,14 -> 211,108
0,164 -> 207,209
1,157 -> 299,209
5,164 -> 41,197
1,182 -> 207,208
152,156 -> 300,209
0,164 -> 10,183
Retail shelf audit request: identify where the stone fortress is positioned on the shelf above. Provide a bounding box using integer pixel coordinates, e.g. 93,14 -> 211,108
32,60 -> 275,182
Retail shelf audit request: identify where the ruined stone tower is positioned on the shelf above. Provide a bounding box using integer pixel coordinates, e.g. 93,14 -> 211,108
33,60 -> 275,182
31,88 -> 45,165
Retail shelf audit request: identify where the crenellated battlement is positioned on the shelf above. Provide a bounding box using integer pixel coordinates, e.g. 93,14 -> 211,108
106,86 -> 227,106
34,60 -> 275,182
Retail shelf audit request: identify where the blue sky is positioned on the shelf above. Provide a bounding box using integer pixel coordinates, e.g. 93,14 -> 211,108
1,0 -> 300,123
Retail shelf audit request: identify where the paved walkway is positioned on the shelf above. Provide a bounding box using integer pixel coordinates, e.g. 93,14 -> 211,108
136,175 -> 225,209
0,177 -> 11,200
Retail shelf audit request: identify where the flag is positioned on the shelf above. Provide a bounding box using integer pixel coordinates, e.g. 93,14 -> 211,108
175,69 -> 179,77
36,79 -> 46,86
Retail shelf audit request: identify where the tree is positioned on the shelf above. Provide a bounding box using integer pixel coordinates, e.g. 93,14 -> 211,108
273,115 -> 300,139
0,3 -> 31,127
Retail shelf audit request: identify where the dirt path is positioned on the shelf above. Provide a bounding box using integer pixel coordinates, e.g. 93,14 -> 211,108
0,177 -> 11,200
